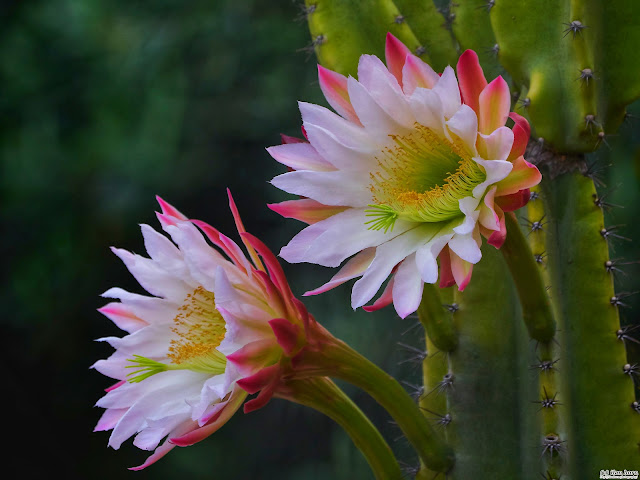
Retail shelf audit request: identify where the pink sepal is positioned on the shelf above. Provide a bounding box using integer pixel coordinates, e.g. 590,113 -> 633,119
385,32 -> 411,87
226,339 -> 278,376
451,251 -> 474,291
236,364 -> 280,395
253,269 -> 287,315
269,318 -> 301,355
243,380 -> 277,413
280,133 -> 306,144
456,50 -> 487,114
156,196 -> 188,221
438,248 -> 456,288
318,65 -> 360,124
129,419 -> 201,470
169,388 -> 247,448
268,199 -> 347,225
495,155 -> 542,197
363,276 -> 395,312
191,219 -> 238,263
508,112 -> 530,161
497,188 -> 530,212
227,189 -> 265,272
478,75 -> 510,134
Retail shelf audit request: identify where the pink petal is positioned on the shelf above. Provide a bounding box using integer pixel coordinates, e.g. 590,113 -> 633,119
438,247 -> 455,288
227,189 -> 265,272
450,251 -> 474,291
98,303 -> 147,333
268,318 -> 300,355
243,380 -> 277,413
236,364 -> 280,395
478,76 -> 510,134
456,50 -> 487,114
155,196 -> 188,221
226,339 -> 279,377
478,186 -> 500,231
508,112 -> 530,161
318,65 -> 360,124
496,188 -> 530,212
280,133 -> 306,144
129,420 -> 198,471
268,199 -> 347,225
95,408 -> 127,432
487,209 -> 507,249
363,276 -> 395,312
385,32 -> 412,87
267,142 -> 335,172
494,155 -> 542,197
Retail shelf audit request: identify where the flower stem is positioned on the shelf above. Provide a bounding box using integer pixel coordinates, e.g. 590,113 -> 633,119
293,335 -> 455,473
501,212 -> 556,343
276,377 -> 403,480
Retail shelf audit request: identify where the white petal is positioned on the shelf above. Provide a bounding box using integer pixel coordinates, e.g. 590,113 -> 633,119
356,55 -> 415,128
432,66 -> 461,119
303,123 -> 376,172
408,88 -> 447,138
415,231 -> 455,284
471,158 -> 513,197
299,101 -> 372,148
479,126 -> 514,161
391,254 -> 424,318
449,233 -> 482,264
267,143 -> 335,172
351,224 -> 435,308
453,197 -> 481,234
271,170 -> 372,207
446,104 -> 478,156
280,208 -> 416,268
101,287 -> 176,325
347,76 -> 408,137
140,225 -> 189,281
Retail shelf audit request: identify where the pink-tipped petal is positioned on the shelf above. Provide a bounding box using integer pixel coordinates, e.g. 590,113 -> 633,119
508,112 -> 530,161
362,276 -> 395,312
487,209 -> 507,249
105,380 -> 126,392
226,339 -> 279,376
478,76 -> 510,134
391,255 -> 424,319
318,65 -> 360,124
280,133 -> 306,144
268,318 -> 300,355
438,247 -> 456,288
401,54 -> 440,95
456,50 -> 487,114
496,188 -> 530,212
305,248 -> 375,296
268,199 -> 347,225
450,251 -> 474,291
156,196 -> 188,221
494,155 -> 542,197
478,186 -> 500,231
385,32 -> 412,87
98,304 -> 147,333
236,364 -> 280,395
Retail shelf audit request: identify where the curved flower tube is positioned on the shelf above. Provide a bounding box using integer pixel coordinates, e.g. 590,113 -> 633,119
268,33 -> 541,318
93,192 -> 322,469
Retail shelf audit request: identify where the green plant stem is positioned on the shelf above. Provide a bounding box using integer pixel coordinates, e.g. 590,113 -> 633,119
293,335 -> 455,473
417,284 -> 458,352
501,212 -> 556,343
276,377 -> 403,480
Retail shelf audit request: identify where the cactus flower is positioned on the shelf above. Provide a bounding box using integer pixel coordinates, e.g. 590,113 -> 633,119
268,33 -> 540,318
93,192 -> 317,469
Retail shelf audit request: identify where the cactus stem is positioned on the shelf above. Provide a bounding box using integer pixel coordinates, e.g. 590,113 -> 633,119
578,68 -> 594,84
541,434 -> 566,458
562,20 -> 587,38
541,472 -> 562,480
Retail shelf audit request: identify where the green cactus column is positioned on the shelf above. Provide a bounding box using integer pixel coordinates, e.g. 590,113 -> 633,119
541,168 -> 640,477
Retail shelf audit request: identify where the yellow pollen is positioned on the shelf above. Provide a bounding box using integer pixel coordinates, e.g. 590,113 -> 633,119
368,123 -> 485,224
167,286 -> 226,365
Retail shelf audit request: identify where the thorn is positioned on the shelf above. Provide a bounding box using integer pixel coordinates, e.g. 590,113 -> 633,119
396,342 -> 427,365
533,387 -> 562,411
295,3 -> 317,22
592,189 -> 623,211
534,252 -> 547,265
443,302 -> 459,313
617,324 -> 640,346
401,320 -> 422,336
611,291 -> 638,308
419,407 -> 452,429
600,225 -> 631,243
623,363 -> 640,383
596,130 -> 616,149
485,43 -> 499,57
578,68 -> 594,85
529,190 -> 540,201
541,434 -> 566,458
563,20 -> 587,38
583,158 -> 610,187
401,380 -> 425,401
530,357 -> 560,372
631,401 -> 640,414
399,461 -> 420,477
476,0 -> 495,12
425,372 -> 455,396
518,97 -> 531,109
584,114 -> 600,133
297,34 -> 326,59
606,258 -> 640,276
521,215 -> 547,234
415,45 -> 426,57
394,14 -> 405,24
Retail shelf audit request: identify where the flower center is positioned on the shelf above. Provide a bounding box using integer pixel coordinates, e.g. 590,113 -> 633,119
365,123 -> 485,231
126,286 -> 227,382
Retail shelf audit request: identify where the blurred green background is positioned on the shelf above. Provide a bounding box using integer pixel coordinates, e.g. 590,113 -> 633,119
1,0 -> 638,478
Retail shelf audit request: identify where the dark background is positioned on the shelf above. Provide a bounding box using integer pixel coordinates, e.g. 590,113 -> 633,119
2,1 -> 639,478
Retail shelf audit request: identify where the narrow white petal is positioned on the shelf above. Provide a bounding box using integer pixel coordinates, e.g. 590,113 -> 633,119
446,104 -> 479,156
347,76 -> 408,137
415,231 -> 454,284
271,170 -> 372,207
471,158 -> 513,198
449,233 -> 482,264
408,88 -> 447,138
391,254 -> 424,318
431,66 -> 461,119
267,143 -> 335,172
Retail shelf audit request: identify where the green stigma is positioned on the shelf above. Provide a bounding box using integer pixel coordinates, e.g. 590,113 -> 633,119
126,355 -> 169,383
364,204 -> 398,233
